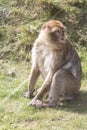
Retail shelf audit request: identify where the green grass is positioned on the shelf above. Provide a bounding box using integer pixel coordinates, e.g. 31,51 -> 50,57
0,49 -> 87,130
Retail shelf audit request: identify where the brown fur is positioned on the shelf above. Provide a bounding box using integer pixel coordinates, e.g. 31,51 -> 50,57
24,20 -> 82,107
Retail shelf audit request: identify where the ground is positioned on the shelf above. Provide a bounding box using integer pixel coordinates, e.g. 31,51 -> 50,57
0,48 -> 87,130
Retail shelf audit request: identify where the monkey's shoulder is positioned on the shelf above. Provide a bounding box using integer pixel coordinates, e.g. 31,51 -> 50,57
33,41 -> 52,55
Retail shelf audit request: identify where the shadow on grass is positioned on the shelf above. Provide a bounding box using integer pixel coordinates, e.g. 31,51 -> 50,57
58,90 -> 87,114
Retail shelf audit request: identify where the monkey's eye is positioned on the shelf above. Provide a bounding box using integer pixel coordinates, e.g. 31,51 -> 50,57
55,30 -> 60,34
62,30 -> 64,33
54,30 -> 57,33
57,30 -> 60,33
54,30 -> 60,35
54,30 -> 59,33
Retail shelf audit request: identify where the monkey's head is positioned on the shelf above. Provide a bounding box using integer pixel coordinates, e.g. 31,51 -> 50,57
40,20 -> 66,46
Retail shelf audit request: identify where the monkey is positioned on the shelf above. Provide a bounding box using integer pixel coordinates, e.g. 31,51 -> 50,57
24,20 -> 82,107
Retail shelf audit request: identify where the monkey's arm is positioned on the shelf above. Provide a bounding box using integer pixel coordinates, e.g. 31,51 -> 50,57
24,66 -> 40,98
31,72 -> 53,101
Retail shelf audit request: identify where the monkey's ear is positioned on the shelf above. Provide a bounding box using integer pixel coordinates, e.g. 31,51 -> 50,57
41,23 -> 51,33
63,25 -> 66,30
41,22 -> 48,30
60,24 -> 66,31
58,21 -> 66,31
41,24 -> 46,30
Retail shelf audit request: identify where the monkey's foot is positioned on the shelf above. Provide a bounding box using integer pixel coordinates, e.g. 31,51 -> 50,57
48,100 -> 59,108
29,99 -> 47,108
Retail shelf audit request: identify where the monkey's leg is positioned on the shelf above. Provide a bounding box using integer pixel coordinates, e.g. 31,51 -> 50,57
48,69 -> 80,107
29,72 -> 52,106
24,67 -> 40,98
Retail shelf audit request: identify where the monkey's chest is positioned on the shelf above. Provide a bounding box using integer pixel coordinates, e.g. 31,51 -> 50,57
36,50 -> 62,78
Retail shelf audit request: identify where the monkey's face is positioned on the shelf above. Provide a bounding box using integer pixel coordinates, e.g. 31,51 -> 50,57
50,27 -> 65,44
41,20 -> 66,45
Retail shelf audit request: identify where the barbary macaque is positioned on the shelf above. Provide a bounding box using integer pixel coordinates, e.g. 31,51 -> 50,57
24,20 -> 82,107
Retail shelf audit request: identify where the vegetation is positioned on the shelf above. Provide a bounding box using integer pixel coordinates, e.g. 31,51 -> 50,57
0,0 -> 87,60
0,0 -> 87,130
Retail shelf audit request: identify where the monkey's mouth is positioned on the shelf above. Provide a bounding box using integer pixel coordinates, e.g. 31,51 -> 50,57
56,37 -> 66,44
50,33 -> 65,44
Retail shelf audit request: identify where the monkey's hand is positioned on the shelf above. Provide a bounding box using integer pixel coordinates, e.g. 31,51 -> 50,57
24,90 -> 35,98
29,99 -> 47,108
